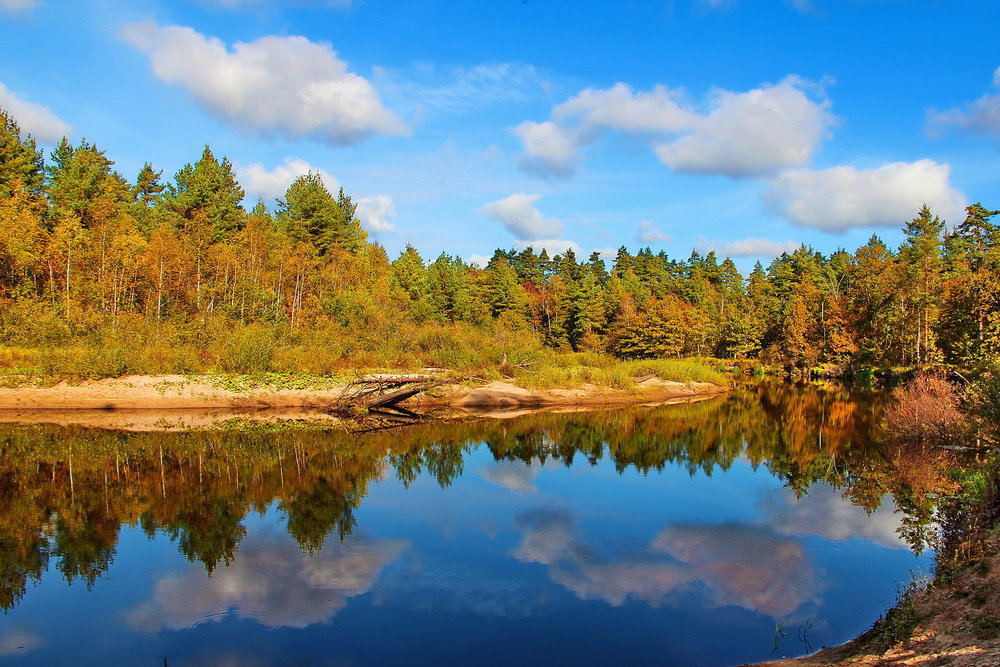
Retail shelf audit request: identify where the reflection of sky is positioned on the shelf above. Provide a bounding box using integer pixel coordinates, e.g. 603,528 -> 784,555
480,459 -> 547,493
512,509 -> 821,619
0,625 -> 43,657
0,436 -> 932,666
759,482 -> 907,550
125,530 -> 406,631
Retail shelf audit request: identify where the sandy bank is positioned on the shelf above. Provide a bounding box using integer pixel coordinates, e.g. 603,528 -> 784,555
0,374 -> 728,428
754,530 -> 1000,666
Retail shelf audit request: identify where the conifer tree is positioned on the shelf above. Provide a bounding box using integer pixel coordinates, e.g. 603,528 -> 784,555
168,146 -> 245,241
0,108 -> 44,197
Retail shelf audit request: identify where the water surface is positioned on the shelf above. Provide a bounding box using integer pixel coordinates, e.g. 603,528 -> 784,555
0,385 -> 951,665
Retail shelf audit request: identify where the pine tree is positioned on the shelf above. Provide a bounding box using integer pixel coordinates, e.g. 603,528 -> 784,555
0,107 -> 44,197
167,146 -> 245,241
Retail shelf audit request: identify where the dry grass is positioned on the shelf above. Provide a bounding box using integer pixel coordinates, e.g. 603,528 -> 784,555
883,373 -> 970,446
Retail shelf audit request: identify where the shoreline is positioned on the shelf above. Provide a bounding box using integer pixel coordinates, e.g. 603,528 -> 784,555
0,374 -> 729,430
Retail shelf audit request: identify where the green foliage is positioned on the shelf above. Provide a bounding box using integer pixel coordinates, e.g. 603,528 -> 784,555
278,172 -> 365,254
219,325 -> 278,374
0,107 -> 44,197
875,574 -> 928,645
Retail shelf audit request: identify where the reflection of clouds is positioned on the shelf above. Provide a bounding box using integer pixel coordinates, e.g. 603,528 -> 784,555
512,509 -> 821,619
511,508 -> 577,564
0,625 -> 43,656
653,524 -> 819,618
125,531 -> 406,631
759,483 -> 907,550
480,459 -> 544,493
552,560 -> 693,607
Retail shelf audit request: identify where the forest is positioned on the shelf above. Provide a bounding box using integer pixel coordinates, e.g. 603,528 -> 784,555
1,106 -> 999,378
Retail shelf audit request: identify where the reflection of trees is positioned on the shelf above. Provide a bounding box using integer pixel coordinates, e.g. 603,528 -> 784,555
0,384 -> 968,611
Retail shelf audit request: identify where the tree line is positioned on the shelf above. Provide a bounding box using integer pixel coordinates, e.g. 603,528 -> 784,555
1,107 -> 998,371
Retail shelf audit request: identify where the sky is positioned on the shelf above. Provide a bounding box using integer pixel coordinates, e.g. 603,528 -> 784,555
1,0 -> 998,270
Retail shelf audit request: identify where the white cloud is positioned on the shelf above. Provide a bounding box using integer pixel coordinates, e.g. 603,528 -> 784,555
237,158 -> 339,202
0,0 -> 36,15
120,22 -> 406,145
480,193 -> 562,240
356,195 -> 396,233
126,531 -> 406,631
467,254 -> 492,268
515,77 -> 833,179
553,82 -> 695,137
695,238 -> 800,258
513,239 -> 582,256
636,220 -> 671,244
512,121 -> 581,178
928,66 -> 1000,138
0,82 -> 71,144
655,77 -> 834,177
766,159 -> 967,231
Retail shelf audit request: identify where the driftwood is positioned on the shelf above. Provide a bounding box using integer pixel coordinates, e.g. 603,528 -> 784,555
335,373 -> 455,411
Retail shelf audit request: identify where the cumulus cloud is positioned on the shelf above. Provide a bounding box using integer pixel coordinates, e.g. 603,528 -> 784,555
0,625 -> 43,657
695,238 -> 800,258
655,77 -> 834,177
120,22 -> 406,145
512,121 -> 581,178
514,77 -> 833,179
554,82 -> 695,137
760,482 -> 908,550
0,82 -> 71,144
480,193 -> 563,240
125,531 -> 406,631
637,220 -> 671,244
356,195 -> 397,233
766,159 -> 967,231
237,158 -> 339,202
928,66 -> 1000,138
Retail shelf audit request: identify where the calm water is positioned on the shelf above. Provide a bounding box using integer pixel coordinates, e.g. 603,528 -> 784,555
0,385 -> 950,665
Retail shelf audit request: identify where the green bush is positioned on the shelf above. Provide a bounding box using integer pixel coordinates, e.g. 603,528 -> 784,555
220,326 -> 277,374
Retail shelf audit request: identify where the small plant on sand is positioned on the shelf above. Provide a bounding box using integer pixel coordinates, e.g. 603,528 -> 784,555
875,574 -> 929,645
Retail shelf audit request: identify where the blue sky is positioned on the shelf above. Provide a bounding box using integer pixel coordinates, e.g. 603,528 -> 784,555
1,0 -> 998,269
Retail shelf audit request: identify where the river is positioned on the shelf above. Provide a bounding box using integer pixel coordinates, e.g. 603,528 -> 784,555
0,384 -> 954,665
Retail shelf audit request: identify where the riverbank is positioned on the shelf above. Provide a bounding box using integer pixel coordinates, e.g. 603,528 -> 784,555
0,373 -> 728,425
758,530 -> 1000,666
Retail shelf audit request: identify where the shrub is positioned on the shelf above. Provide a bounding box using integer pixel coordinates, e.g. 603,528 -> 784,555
219,326 -> 277,374
882,373 -> 969,446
